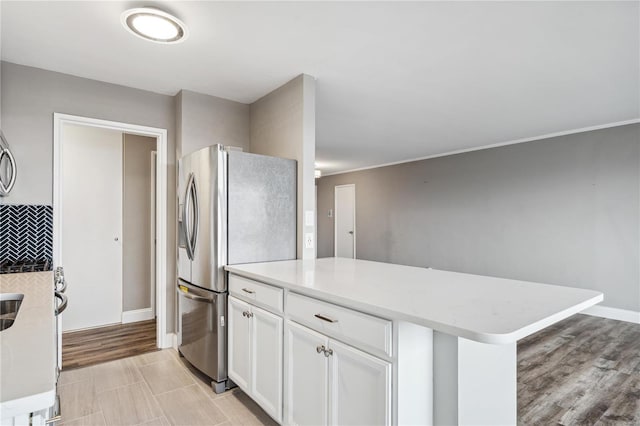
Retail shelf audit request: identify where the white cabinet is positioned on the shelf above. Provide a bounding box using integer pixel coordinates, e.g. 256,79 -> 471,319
228,296 -> 252,391
252,306 -> 283,419
287,292 -> 392,358
285,321 -> 329,426
228,295 -> 283,423
329,339 -> 391,425
229,274 -> 284,313
284,321 -> 391,426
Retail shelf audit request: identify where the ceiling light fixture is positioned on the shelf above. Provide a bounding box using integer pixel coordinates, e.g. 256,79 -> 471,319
121,7 -> 188,44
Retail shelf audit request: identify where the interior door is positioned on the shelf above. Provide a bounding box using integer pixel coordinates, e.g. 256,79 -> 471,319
61,124 -> 123,331
228,296 -> 252,391
328,339 -> 392,426
335,184 -> 356,258
252,305 -> 283,423
285,321 -> 329,426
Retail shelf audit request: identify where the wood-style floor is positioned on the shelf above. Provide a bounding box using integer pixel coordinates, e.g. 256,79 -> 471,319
518,314 -> 640,425
60,314 -> 640,423
62,319 -> 158,370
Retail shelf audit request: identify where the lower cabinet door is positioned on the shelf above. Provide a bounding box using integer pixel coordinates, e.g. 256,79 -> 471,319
285,321 -> 329,426
252,305 -> 283,423
228,296 -> 252,391
328,339 -> 392,426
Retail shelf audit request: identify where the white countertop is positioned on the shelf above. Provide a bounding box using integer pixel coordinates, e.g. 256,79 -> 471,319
225,258 -> 603,344
0,272 -> 56,418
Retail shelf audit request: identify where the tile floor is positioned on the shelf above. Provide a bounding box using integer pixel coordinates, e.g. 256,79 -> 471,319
58,349 -> 277,426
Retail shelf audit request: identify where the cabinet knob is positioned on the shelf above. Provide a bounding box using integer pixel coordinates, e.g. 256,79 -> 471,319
324,348 -> 334,357
316,345 -> 325,354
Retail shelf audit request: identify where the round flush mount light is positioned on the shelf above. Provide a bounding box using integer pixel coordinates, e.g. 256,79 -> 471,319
121,7 -> 188,44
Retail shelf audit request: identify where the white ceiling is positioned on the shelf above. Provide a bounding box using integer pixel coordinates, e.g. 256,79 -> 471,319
2,1 -> 638,174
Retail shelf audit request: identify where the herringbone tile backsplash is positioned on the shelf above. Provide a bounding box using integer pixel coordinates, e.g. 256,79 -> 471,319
0,204 -> 53,261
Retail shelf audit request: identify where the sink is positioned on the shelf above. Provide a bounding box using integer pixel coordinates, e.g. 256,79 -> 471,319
0,293 -> 24,331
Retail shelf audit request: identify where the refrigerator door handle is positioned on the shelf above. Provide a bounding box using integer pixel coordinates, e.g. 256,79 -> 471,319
183,173 -> 195,260
189,175 -> 199,258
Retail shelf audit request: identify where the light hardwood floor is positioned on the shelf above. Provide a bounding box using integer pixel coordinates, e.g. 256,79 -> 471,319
58,349 -> 277,426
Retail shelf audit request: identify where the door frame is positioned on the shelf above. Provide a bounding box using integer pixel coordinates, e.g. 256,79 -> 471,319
150,150 -> 157,318
334,184 -> 356,258
53,113 -> 170,348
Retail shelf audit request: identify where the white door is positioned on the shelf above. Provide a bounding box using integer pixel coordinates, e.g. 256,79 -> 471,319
329,339 -> 392,426
335,184 -> 356,258
252,306 -> 283,423
228,296 -> 252,391
285,321 -> 329,426
61,124 -> 123,331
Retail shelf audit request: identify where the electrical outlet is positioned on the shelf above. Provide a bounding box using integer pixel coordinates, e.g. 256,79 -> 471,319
305,232 -> 314,249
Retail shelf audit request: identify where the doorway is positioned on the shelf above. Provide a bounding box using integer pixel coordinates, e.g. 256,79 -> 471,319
334,184 -> 356,258
53,113 -> 169,349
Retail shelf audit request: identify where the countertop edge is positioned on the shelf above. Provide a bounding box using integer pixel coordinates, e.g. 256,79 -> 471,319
224,265 -> 605,344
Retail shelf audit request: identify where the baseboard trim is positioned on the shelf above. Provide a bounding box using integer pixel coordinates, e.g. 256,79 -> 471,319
582,305 -> 640,324
157,332 -> 176,349
122,308 -> 154,324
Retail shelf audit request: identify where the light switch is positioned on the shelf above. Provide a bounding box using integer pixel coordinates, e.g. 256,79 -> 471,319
305,210 -> 314,227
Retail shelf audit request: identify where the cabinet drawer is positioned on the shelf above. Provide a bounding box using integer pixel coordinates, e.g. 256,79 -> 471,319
229,274 -> 283,313
286,292 -> 392,358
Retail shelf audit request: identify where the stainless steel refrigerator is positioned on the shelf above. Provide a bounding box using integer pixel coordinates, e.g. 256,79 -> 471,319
177,145 -> 296,392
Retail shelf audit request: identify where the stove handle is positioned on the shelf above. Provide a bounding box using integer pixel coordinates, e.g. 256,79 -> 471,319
54,267 -> 66,292
55,291 -> 68,315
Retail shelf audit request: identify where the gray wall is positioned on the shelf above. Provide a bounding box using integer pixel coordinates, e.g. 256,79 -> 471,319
250,74 -> 316,259
1,61 -> 178,330
317,124 -> 640,311
176,89 -> 250,158
123,133 -> 156,312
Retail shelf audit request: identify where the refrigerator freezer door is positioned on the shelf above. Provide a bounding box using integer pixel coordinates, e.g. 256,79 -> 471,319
228,151 -> 297,265
177,280 -> 227,382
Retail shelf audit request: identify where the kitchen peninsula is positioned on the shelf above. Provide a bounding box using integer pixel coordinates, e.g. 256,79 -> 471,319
225,257 -> 603,425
